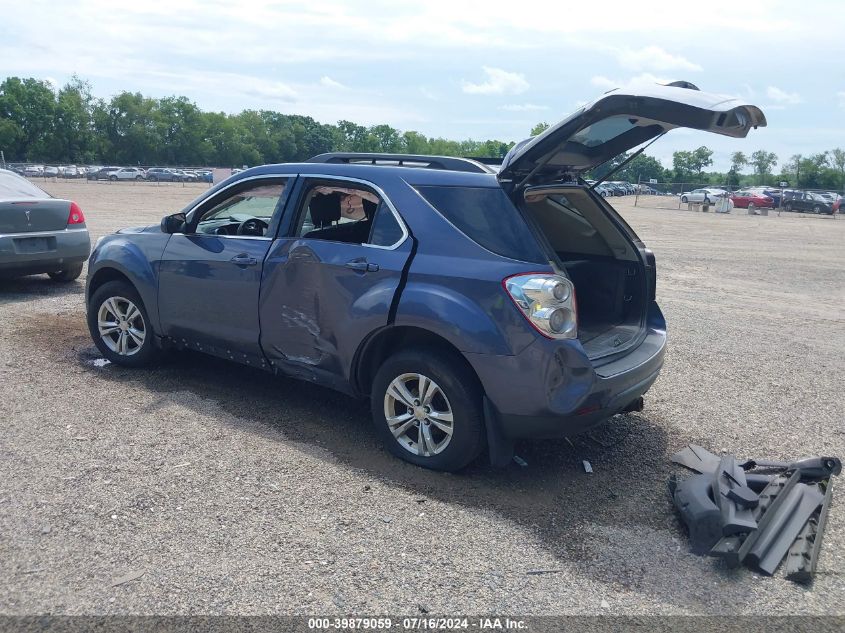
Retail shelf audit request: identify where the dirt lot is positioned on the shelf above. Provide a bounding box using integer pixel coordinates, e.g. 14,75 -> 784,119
1,180 -> 843,615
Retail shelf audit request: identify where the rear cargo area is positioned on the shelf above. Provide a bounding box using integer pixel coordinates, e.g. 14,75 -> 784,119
520,186 -> 647,360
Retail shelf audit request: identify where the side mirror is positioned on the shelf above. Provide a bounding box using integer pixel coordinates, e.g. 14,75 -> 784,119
161,212 -> 187,234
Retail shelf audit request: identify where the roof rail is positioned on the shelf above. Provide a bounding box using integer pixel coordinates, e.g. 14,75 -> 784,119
306,153 -> 495,174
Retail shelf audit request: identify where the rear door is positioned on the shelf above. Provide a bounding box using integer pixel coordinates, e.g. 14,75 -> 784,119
259,176 -> 411,393
157,175 -> 293,364
498,82 -> 766,187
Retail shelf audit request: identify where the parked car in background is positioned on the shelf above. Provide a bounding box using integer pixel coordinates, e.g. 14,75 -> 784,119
833,197 -> 842,213
146,168 -> 181,182
745,186 -> 782,207
43,166 -> 60,178
88,167 -> 120,181
111,167 -> 146,181
84,82 -> 765,470
23,165 -> 44,177
0,169 -> 90,281
175,169 -> 198,182
680,188 -> 727,204
730,190 -> 774,210
783,191 -> 834,214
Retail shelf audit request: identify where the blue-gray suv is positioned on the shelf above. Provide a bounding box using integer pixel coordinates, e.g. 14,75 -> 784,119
85,83 -> 765,470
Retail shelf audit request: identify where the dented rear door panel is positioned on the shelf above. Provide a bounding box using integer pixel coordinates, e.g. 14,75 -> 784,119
259,237 -> 412,393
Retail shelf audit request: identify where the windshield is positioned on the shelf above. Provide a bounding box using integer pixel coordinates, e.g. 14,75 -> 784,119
0,171 -> 51,199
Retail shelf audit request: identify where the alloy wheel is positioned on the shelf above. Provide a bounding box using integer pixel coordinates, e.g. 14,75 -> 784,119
383,373 -> 454,457
97,296 -> 146,356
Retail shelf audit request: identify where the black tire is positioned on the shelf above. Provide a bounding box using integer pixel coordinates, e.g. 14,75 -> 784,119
109,175 -> 117,181
87,280 -> 161,367
813,205 -> 821,214
784,203 -> 792,212
149,176 -> 158,182
48,264 -> 83,282
681,196 -> 688,203
371,348 -> 485,471
135,175 -> 143,181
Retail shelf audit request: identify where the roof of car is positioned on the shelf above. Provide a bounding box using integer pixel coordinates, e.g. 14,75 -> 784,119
231,162 -> 501,188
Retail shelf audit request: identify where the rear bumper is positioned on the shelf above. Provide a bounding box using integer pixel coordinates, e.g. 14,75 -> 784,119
0,228 -> 91,276
465,302 -> 666,439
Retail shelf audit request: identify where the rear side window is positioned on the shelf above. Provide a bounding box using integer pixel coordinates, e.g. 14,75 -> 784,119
415,185 -> 545,263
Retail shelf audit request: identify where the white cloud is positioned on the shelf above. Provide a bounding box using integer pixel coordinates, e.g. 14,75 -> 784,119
498,103 -> 549,112
836,91 -> 845,108
320,76 -> 345,89
617,46 -> 702,72
462,67 -> 529,95
766,86 -> 803,104
590,73 -> 670,91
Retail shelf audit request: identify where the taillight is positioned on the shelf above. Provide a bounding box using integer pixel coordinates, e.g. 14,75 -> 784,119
67,201 -> 85,225
503,273 -> 578,340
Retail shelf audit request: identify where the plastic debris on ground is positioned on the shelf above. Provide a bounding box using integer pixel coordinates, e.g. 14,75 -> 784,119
669,444 -> 840,584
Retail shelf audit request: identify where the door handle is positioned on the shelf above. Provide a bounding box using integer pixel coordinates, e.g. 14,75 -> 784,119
231,253 -> 258,266
345,259 -> 379,272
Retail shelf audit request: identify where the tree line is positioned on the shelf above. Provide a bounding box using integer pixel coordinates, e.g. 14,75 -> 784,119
2,76 -> 842,191
0,76 -> 514,167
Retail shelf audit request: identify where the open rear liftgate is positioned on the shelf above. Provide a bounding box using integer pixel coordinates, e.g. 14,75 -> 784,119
669,444 -> 840,583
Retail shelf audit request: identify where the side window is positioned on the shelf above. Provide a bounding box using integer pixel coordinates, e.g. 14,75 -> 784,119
295,181 -> 404,247
194,178 -> 287,237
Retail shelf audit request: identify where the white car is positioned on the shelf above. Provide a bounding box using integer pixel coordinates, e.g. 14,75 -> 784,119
23,165 -> 43,177
109,167 -> 146,181
680,188 -> 727,204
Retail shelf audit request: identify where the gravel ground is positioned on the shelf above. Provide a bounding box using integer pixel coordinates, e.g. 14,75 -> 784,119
1,181 -> 843,615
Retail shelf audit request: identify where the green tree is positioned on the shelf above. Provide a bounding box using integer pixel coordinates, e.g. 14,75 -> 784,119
0,77 -> 57,160
830,148 -> 845,189
749,150 -> 778,185
530,122 -> 550,136
671,147 -> 714,183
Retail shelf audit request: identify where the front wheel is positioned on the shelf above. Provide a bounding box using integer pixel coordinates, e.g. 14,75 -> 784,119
48,264 -> 83,282
747,202 -> 755,212
87,281 -> 161,367
784,203 -> 792,212
109,175 -> 117,181
371,349 -> 484,471
813,205 -> 822,214
681,196 -> 688,203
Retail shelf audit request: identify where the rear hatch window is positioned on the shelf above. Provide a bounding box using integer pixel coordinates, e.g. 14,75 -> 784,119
415,185 -> 545,263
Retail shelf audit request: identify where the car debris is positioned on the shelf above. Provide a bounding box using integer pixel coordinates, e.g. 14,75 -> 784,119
582,460 -> 593,473
669,444 -> 840,583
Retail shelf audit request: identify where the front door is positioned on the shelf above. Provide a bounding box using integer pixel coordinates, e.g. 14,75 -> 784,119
158,176 -> 292,364
259,177 -> 411,393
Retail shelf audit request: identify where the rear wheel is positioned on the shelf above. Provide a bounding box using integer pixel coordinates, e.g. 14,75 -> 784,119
87,281 -> 161,367
747,202 -> 756,212
48,264 -> 83,282
813,205 -> 822,214
681,195 -> 688,203
784,203 -> 792,212
135,175 -> 143,181
371,349 -> 484,471
109,175 -> 117,181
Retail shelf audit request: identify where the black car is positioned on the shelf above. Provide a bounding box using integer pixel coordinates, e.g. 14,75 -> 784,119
783,192 -> 834,214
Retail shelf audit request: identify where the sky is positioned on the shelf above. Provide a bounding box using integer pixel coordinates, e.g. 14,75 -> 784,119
2,0 -> 844,171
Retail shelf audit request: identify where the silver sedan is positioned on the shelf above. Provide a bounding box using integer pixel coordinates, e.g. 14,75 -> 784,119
0,169 -> 91,281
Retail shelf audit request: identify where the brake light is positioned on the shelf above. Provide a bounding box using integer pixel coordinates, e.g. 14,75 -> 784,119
67,201 -> 85,225
503,273 -> 578,339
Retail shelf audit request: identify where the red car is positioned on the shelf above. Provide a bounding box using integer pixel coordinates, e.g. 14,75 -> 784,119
730,190 -> 774,210
834,198 -> 842,213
